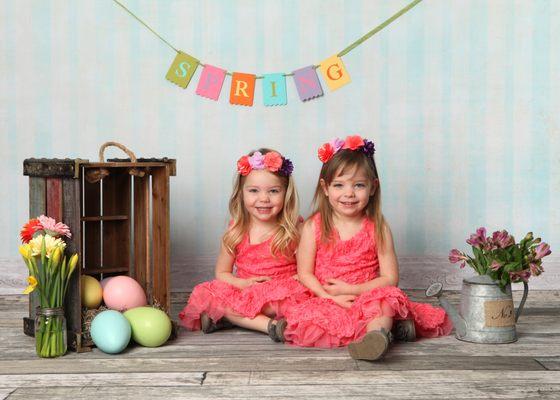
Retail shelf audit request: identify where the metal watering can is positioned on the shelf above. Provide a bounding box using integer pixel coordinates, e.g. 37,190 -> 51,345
426,275 -> 529,343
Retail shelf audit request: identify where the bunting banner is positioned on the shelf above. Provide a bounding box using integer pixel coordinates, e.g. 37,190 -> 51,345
114,0 -> 423,108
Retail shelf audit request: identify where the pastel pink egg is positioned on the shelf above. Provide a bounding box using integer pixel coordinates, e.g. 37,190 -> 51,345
102,276 -> 147,311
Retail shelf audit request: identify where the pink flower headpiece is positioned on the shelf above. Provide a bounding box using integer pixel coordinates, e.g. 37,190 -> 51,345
237,151 -> 294,177
317,135 -> 376,164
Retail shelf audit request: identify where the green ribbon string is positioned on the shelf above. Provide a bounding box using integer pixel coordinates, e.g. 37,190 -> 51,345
337,0 -> 423,57
113,0 -> 424,78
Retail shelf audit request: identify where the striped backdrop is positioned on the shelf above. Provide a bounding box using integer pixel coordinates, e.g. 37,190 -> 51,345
0,0 -> 558,291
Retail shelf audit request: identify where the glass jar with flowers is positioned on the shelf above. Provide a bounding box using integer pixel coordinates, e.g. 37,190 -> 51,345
19,216 -> 78,358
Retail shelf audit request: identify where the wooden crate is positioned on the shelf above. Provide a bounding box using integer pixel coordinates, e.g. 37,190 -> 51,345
22,157 -> 176,352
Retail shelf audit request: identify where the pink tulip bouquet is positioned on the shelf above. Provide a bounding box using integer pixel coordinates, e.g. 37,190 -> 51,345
449,228 -> 551,291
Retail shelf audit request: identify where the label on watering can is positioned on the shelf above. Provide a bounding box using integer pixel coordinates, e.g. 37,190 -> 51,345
484,300 -> 515,327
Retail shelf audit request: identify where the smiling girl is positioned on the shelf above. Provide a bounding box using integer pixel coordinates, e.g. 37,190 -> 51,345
283,136 -> 452,360
179,149 -> 309,342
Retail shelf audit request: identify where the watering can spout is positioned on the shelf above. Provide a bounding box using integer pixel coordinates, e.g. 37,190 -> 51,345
425,282 -> 467,338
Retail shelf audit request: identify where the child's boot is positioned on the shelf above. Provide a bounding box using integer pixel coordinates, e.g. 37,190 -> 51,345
200,313 -> 233,334
348,328 -> 392,361
267,318 -> 287,343
391,318 -> 416,342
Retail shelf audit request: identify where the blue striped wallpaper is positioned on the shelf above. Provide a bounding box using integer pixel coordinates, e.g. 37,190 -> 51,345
0,1 -> 558,271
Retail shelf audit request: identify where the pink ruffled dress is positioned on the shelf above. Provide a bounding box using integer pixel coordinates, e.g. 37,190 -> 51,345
179,234 -> 310,330
283,214 -> 452,348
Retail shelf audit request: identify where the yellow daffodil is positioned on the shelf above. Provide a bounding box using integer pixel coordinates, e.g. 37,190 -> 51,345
23,275 -> 38,294
51,247 -> 62,268
67,253 -> 79,277
29,234 -> 66,258
18,244 -> 32,260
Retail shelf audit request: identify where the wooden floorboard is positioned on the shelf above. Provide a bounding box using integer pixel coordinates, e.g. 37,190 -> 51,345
0,291 -> 559,399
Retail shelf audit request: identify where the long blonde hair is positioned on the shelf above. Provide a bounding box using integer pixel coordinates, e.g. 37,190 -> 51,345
312,149 -> 385,246
223,148 -> 300,258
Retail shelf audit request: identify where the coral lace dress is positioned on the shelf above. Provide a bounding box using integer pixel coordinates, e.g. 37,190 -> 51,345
179,234 -> 310,330
283,214 -> 452,348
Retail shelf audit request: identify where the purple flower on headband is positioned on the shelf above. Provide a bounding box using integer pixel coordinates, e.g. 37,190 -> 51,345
362,139 -> 376,157
279,158 -> 294,176
329,138 -> 345,152
248,151 -> 265,169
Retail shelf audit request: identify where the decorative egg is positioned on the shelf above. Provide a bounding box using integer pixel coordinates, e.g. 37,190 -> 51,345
123,307 -> 172,347
90,310 -> 131,354
103,276 -> 147,311
100,276 -> 114,290
81,275 -> 103,309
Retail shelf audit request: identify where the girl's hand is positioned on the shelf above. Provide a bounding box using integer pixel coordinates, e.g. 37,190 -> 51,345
238,276 -> 271,289
329,294 -> 356,309
292,274 -> 300,282
323,278 -> 355,296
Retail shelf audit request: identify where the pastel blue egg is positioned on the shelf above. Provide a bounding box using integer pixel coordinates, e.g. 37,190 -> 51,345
90,310 -> 131,354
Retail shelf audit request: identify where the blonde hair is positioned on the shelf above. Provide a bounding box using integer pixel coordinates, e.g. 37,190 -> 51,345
312,149 -> 386,246
223,148 -> 300,258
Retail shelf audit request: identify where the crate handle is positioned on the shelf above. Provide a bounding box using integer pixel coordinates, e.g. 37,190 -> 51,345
99,142 -> 137,163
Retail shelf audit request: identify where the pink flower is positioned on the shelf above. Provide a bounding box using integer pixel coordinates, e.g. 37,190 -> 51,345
448,249 -> 467,268
37,215 -> 71,239
466,227 -> 487,249
264,151 -> 283,172
248,151 -> 265,169
318,143 -> 335,163
342,135 -> 365,150
529,262 -> 543,276
534,243 -> 551,260
489,260 -> 502,271
237,156 -> 252,176
329,138 -> 345,152
510,269 -> 531,283
491,230 -> 514,249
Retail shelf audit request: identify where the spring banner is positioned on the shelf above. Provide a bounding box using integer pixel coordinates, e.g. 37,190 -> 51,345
114,0 -> 423,107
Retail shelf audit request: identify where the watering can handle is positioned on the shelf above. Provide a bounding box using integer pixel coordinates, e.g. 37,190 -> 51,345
515,281 -> 529,323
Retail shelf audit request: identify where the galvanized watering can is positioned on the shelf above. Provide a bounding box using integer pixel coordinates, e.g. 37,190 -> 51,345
426,275 -> 529,344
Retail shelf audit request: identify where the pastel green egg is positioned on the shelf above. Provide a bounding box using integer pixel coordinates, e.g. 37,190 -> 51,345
123,307 -> 172,347
90,310 -> 131,354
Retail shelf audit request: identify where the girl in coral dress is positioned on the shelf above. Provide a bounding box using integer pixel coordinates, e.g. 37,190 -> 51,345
179,149 -> 309,341
283,136 -> 452,359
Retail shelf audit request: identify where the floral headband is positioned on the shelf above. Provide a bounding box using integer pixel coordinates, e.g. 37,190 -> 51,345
237,151 -> 294,177
317,135 -> 375,164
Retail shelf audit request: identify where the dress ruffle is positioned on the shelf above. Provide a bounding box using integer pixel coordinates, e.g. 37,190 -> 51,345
179,277 -> 310,330
179,232 -> 310,331
284,285 -> 452,348
283,214 -> 452,348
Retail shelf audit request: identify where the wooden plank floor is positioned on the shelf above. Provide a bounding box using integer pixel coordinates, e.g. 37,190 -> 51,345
0,290 -> 559,399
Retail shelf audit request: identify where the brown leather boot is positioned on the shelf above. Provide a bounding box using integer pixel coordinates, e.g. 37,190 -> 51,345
200,313 -> 233,334
392,319 -> 417,342
267,318 -> 287,343
348,328 -> 392,361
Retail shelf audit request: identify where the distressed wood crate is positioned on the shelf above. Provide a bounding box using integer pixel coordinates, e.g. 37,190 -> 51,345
22,154 -> 176,352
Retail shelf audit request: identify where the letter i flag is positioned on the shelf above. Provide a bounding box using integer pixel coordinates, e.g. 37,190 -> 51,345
165,51 -> 199,88
262,74 -> 287,106
230,73 -> 256,106
293,66 -> 323,102
319,55 -> 351,91
196,64 -> 227,100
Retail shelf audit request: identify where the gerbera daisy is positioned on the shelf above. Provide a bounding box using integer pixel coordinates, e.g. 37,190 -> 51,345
37,215 -> 72,239
20,219 -> 43,243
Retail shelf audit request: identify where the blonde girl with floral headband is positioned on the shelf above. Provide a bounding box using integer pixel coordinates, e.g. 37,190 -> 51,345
179,148 -> 309,342
282,135 -> 452,360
